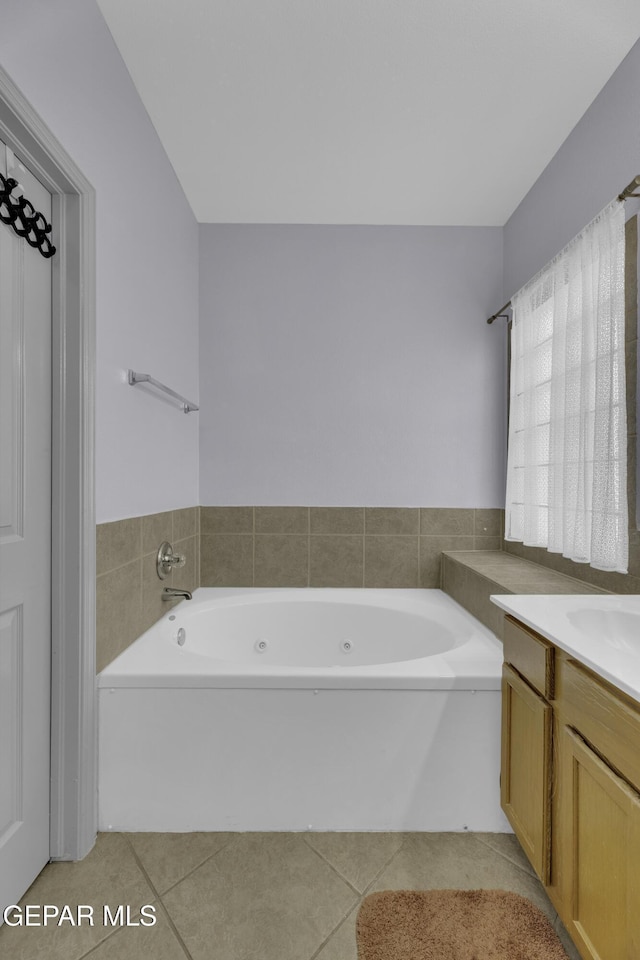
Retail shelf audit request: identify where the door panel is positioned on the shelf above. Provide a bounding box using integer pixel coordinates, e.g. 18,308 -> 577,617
0,143 -> 52,914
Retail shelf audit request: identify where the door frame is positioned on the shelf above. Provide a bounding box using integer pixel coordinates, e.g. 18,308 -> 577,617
0,66 -> 96,860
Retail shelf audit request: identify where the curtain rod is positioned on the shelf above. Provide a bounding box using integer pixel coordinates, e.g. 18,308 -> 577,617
486,174 -> 640,324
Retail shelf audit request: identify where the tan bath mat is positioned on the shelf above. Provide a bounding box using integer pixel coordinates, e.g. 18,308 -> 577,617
356,890 -> 569,960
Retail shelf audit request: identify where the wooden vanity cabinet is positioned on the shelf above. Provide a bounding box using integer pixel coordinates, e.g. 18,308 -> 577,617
557,658 -> 640,959
501,617 -> 556,885
501,615 -> 640,960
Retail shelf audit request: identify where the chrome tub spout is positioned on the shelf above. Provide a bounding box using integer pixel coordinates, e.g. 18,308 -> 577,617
162,587 -> 193,601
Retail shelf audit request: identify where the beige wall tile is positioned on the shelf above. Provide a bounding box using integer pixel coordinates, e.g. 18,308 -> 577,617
141,549 -> 172,633
201,534 -> 253,586
96,559 -> 142,672
96,517 -> 141,576
255,506 -> 309,534
364,536 -> 419,588
254,535 -> 309,587
310,507 -> 364,535
420,536 -> 474,588
173,506 -> 198,541
173,536 -> 199,594
201,506 -> 253,534
364,508 -> 419,535
473,509 -> 502,537
420,508 -> 474,536
441,556 -> 505,637
142,511 -> 173,555
474,536 -> 502,551
310,536 -> 364,587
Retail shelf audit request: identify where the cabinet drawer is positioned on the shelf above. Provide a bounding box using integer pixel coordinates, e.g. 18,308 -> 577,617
561,658 -> 640,792
503,616 -> 554,699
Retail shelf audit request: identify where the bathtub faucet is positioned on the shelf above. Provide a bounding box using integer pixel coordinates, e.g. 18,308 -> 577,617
162,587 -> 193,601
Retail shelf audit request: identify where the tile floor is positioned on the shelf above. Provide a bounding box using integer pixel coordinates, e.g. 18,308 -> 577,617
0,831 -> 581,960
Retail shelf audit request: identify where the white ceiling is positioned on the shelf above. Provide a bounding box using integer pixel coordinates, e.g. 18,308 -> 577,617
96,0 -> 640,225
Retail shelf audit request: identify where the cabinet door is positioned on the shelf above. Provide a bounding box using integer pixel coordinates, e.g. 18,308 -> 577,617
501,664 -> 552,882
561,727 -> 640,960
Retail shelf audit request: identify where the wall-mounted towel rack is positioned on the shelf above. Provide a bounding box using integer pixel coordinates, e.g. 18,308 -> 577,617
127,369 -> 199,414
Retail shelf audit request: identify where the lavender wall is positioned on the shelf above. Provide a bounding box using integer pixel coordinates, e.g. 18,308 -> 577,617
0,1 -> 200,522
199,225 -> 505,507
504,38 -> 640,296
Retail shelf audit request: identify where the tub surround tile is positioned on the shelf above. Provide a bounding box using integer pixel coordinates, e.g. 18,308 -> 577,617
200,533 -> 253,587
142,511 -> 173,556
200,505 -> 253,534
172,536 -> 199,594
473,535 -> 502,551
96,559 -> 143,673
96,517 -> 141,577
309,535 -> 364,587
99,501 -> 629,673
310,507 -> 365,535
254,534 -> 309,587
440,556 -> 505,637
364,507 -> 419,535
161,834 -> 357,960
473,509 -> 502,537
255,506 -> 309,534
172,505 -> 198,541
420,507 -> 475,536
141,549 -> 173,628
441,550 -> 607,637
97,508 -> 201,673
364,536 -> 419,588
419,536 -> 475,588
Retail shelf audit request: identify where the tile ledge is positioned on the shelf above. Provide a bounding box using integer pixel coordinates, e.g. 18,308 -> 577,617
441,550 -> 610,596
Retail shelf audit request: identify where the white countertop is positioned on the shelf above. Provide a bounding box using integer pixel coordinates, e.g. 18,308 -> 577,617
490,594 -> 640,704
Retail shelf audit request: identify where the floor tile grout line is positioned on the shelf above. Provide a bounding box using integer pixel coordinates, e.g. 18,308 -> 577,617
357,835 -> 412,898
123,836 -> 195,960
307,898 -> 363,960
150,834 -> 241,899
473,835 -> 538,882
72,912 -> 135,960
72,836 -> 164,960
301,837 -> 362,898
304,834 -> 411,960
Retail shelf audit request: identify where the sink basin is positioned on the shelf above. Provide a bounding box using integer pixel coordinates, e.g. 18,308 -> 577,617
566,609 -> 640,653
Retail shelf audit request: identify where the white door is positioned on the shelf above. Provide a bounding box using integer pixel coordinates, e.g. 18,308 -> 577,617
0,143 -> 52,913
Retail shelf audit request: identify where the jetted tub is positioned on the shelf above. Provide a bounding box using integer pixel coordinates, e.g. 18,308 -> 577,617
98,588 -> 510,832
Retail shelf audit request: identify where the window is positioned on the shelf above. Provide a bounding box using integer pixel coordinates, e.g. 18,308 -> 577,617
505,200 -> 628,573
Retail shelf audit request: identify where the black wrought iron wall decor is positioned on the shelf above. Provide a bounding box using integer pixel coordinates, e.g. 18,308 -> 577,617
0,171 -> 55,258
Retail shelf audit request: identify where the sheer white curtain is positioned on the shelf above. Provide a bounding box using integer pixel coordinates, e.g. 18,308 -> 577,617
505,200 -> 628,573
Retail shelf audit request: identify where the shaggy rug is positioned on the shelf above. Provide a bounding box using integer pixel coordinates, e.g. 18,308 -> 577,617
356,890 -> 569,960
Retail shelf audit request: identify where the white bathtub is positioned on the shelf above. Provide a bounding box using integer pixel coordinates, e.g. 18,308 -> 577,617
98,588 -> 510,832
